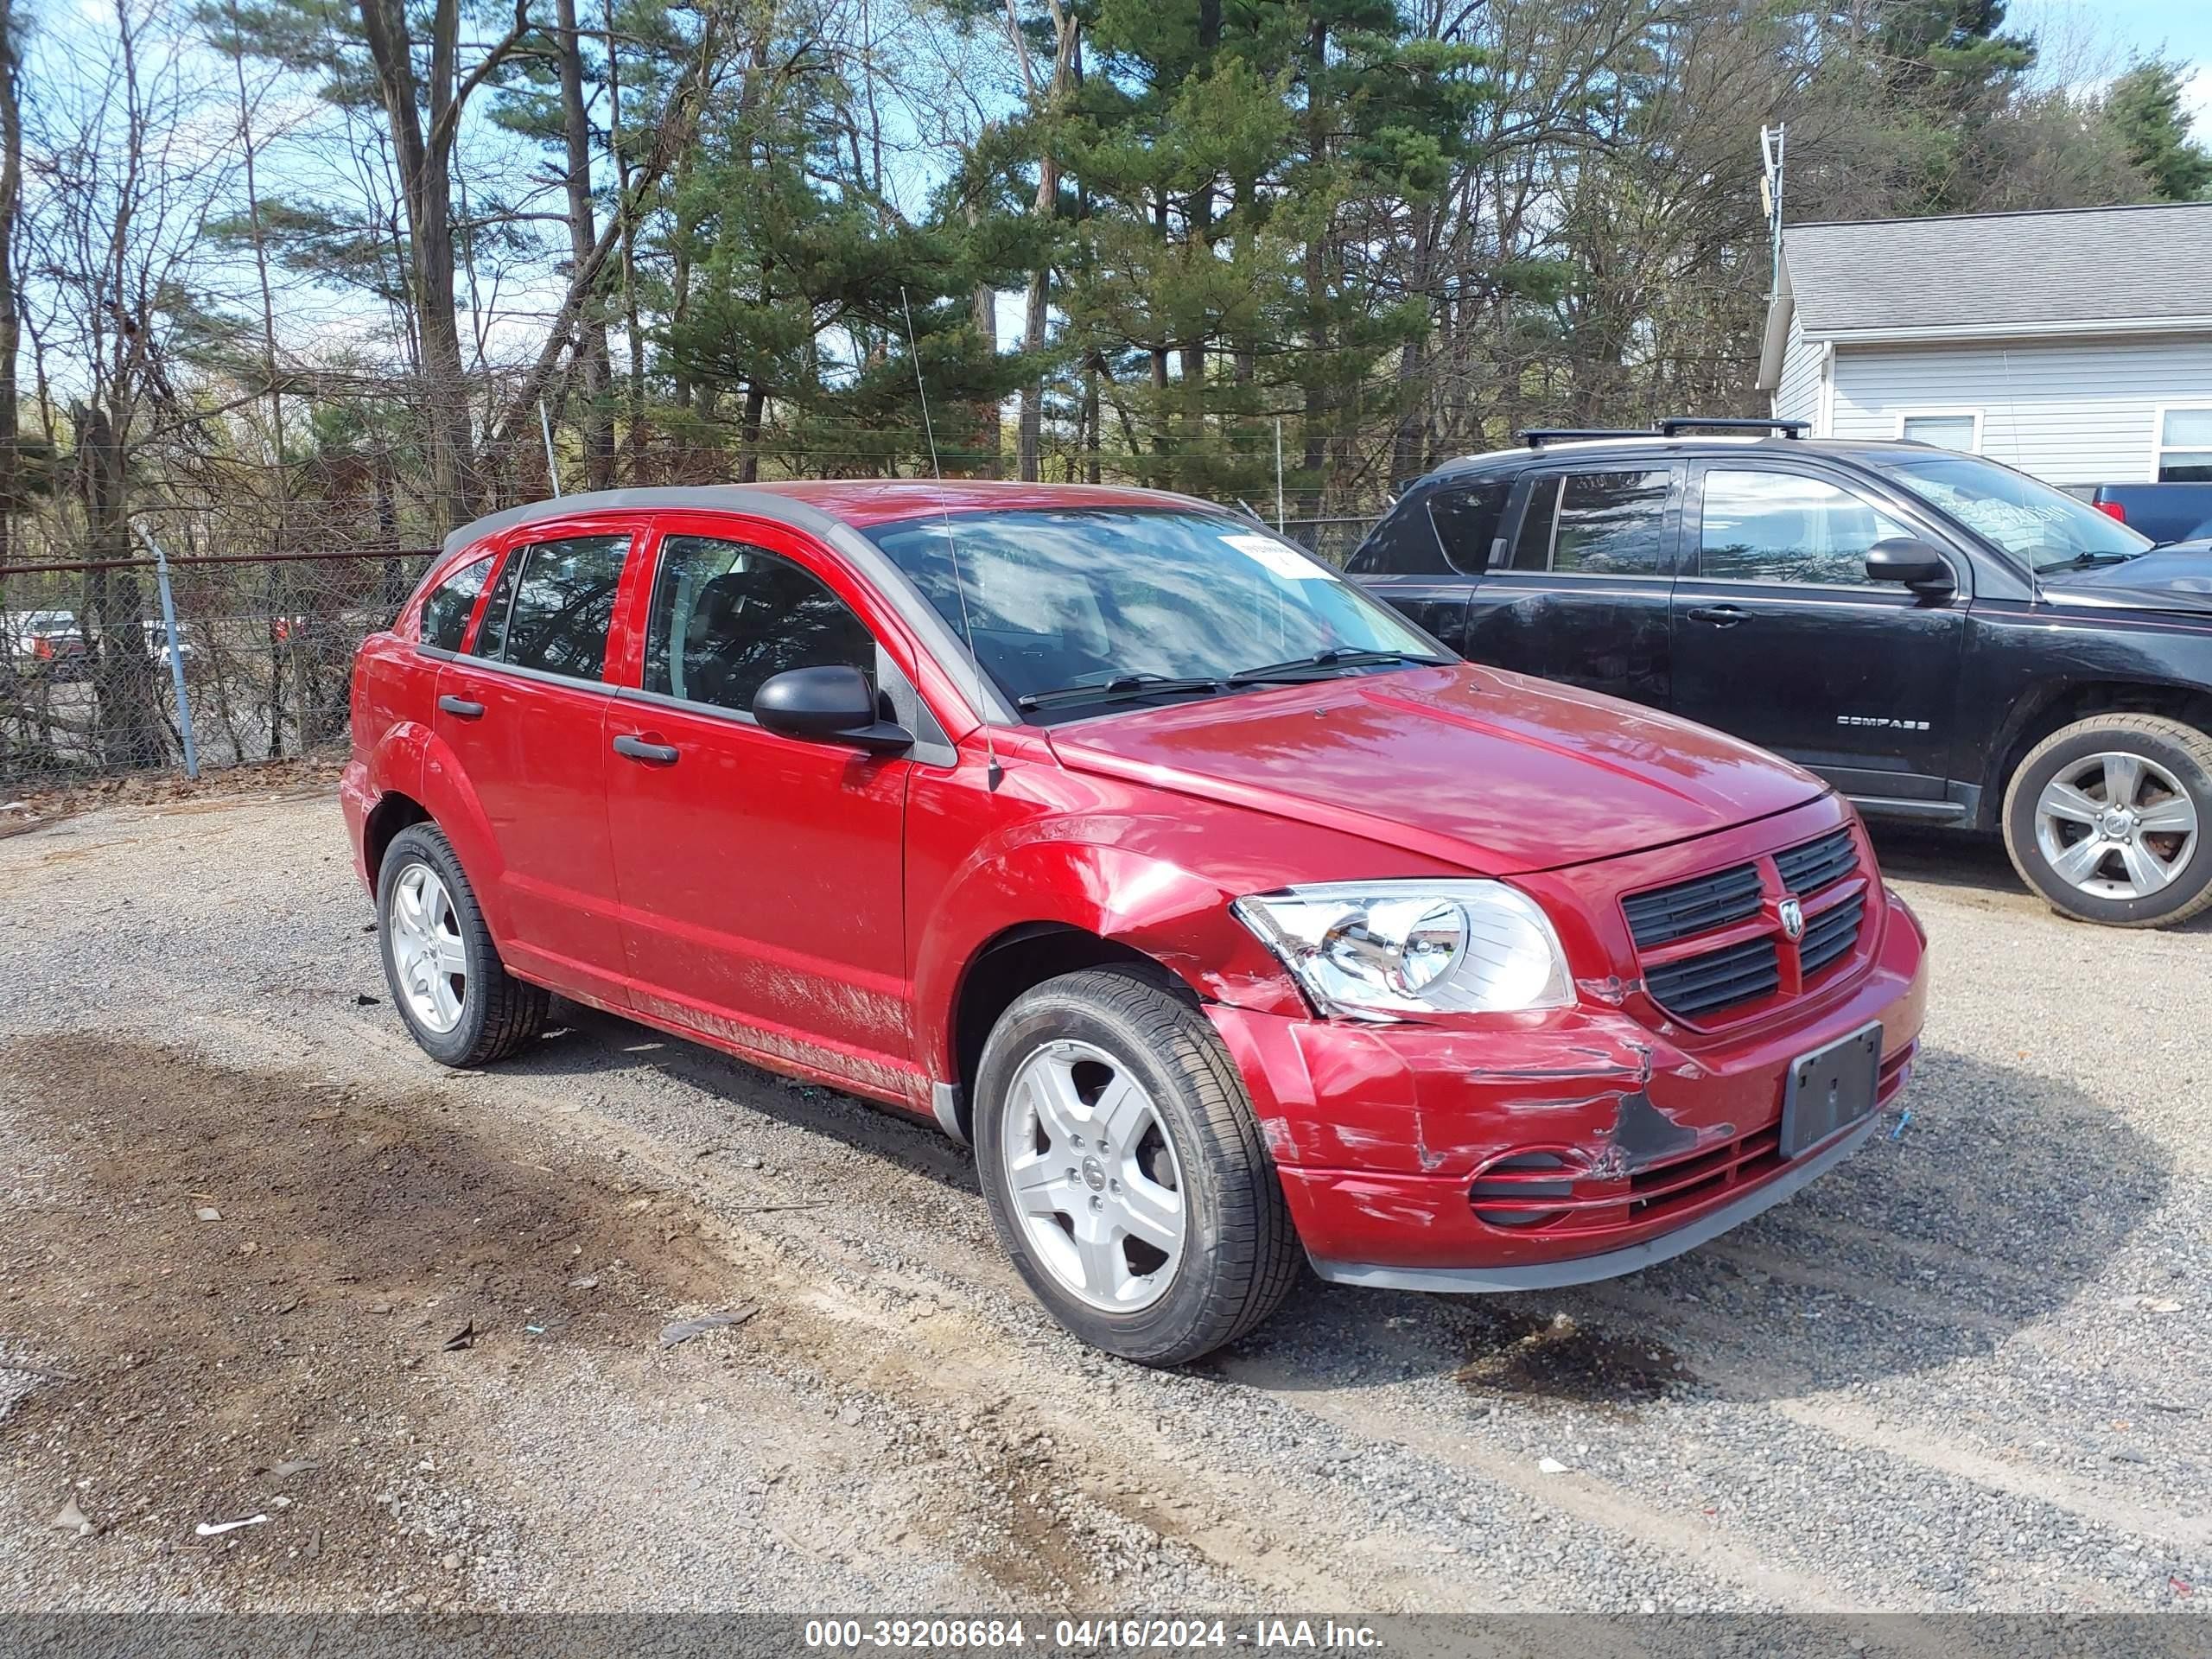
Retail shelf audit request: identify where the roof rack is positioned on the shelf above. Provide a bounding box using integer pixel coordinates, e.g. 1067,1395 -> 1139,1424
1518,428 -> 1656,448
1655,416 -> 1810,439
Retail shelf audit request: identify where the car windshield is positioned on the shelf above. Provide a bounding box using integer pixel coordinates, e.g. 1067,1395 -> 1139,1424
864,507 -> 1446,717
1870,451 -> 2152,573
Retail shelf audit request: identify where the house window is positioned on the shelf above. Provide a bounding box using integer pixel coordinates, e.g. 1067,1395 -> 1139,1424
2155,407 -> 2212,483
1897,410 -> 1980,453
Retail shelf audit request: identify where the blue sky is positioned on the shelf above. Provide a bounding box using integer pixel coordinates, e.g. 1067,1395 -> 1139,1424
2014,0 -> 2212,134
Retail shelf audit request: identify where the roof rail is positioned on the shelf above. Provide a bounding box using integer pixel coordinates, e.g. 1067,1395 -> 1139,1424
1655,416 -> 1811,439
1518,428 -> 1656,448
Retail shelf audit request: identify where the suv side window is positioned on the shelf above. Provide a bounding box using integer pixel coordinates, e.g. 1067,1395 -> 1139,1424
475,535 -> 630,679
1427,481 -> 1511,575
420,554 -> 493,651
1505,470 -> 1672,575
644,536 -> 875,714
1699,469 -> 1913,587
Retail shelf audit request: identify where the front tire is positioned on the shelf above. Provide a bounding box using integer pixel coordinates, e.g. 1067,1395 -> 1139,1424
376,823 -> 551,1065
2002,714 -> 2212,927
973,968 -> 1300,1366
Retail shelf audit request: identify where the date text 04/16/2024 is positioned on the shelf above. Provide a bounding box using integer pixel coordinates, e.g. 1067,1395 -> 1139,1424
802,1619 -> 1385,1650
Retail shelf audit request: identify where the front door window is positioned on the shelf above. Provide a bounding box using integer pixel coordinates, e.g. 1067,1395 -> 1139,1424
1699,470 -> 1915,588
642,536 -> 875,713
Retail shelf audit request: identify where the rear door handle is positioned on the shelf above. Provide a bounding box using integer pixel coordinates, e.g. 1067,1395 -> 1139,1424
612,734 -> 680,766
437,695 -> 485,719
1686,605 -> 1746,627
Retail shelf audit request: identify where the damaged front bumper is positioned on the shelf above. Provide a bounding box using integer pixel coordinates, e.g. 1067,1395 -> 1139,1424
1205,884 -> 1927,1287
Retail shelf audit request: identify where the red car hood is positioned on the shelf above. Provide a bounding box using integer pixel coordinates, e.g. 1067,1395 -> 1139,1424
1045,664 -> 1828,876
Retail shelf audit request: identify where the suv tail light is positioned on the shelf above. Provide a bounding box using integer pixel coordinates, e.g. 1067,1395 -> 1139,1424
2094,499 -> 2126,524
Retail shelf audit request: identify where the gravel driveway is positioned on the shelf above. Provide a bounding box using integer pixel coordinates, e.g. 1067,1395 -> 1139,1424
0,786 -> 2207,1616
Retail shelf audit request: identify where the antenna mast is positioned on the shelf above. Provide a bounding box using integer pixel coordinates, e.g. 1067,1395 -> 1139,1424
899,286 -> 1002,791
1759,123 -> 1786,307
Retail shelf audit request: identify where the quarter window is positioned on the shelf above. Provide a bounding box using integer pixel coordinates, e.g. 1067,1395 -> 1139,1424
644,537 -> 874,714
1507,470 -> 1673,575
1427,481 -> 1512,575
2156,407 -> 2212,483
486,535 -> 630,679
420,554 -> 493,652
1699,470 -> 1915,587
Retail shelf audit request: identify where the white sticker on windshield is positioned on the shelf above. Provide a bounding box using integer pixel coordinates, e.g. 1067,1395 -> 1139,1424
1222,532 -> 1335,580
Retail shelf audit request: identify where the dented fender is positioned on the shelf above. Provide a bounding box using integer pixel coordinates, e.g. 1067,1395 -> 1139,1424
900,744 -> 1461,1089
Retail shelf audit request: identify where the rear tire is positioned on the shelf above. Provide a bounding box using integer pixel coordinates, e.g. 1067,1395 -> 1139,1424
376,823 -> 550,1065
2002,713 -> 2212,928
974,968 -> 1300,1366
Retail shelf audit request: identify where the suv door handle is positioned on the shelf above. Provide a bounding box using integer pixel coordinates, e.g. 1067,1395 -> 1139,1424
437,695 -> 485,719
1686,605 -> 1746,627
612,734 -> 680,766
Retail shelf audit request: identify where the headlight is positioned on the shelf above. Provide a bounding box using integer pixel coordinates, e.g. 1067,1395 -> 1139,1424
1231,880 -> 1573,1020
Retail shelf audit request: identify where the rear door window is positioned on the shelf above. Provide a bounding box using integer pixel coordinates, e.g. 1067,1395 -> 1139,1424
476,535 -> 629,680
1555,471 -> 1674,575
1505,471 -> 1675,575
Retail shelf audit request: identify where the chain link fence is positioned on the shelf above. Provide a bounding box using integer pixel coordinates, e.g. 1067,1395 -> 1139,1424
0,507 -> 1381,796
2,545 -> 435,795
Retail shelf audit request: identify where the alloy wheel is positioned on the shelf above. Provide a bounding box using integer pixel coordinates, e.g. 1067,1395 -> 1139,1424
1000,1039 -> 1186,1313
2033,750 -> 2200,900
388,861 -> 468,1033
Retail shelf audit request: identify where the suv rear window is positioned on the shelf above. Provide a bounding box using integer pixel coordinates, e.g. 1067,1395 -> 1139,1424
1507,470 -> 1672,575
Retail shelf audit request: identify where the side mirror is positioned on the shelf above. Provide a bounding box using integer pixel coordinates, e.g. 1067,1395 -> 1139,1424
753,664 -> 913,753
1865,537 -> 1955,594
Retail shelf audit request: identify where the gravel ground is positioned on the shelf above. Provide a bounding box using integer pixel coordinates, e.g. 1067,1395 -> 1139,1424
0,789 -> 2207,1617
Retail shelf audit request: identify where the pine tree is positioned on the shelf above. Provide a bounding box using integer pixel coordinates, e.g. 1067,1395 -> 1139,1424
2104,60 -> 2212,203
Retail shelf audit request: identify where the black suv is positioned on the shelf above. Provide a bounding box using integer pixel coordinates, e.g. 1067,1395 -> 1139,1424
1350,419 -> 2212,928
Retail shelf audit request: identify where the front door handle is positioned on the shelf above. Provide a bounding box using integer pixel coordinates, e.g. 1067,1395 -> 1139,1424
437,695 -> 485,719
612,734 -> 680,766
1686,605 -> 1746,628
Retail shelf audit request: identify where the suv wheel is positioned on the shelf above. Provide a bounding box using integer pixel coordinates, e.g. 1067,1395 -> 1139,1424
2002,714 -> 2212,927
376,823 -> 551,1065
973,969 -> 1300,1365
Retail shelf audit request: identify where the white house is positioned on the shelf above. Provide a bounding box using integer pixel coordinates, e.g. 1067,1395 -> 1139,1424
1758,201 -> 2212,488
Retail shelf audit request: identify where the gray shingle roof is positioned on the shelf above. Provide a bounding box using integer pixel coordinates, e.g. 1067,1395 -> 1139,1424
1782,202 -> 2212,336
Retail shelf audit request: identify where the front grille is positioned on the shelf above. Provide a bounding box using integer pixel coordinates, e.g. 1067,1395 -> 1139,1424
1644,937 -> 1781,1020
1628,1124 -> 1783,1218
1774,827 -> 1857,895
1621,822 -> 1872,1026
1621,861 -> 1763,949
1798,892 -> 1864,979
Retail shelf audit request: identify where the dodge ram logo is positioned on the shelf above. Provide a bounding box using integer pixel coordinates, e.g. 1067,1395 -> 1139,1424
1779,898 -> 1805,942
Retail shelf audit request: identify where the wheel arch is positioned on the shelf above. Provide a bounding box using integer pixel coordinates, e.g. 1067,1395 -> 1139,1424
944,924 -> 1193,1141
1982,678 -> 2212,829
364,790 -> 431,886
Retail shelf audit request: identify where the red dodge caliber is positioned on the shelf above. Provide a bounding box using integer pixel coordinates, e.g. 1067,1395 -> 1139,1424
343,481 -> 1927,1363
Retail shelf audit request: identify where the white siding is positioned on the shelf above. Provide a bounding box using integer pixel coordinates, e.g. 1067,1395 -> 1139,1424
1770,310 -> 1825,431
1827,335 -> 2212,486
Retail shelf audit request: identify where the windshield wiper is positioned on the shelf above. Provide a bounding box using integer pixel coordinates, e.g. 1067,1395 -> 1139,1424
2037,552 -> 2138,574
1227,648 -> 1446,684
1015,674 -> 1225,711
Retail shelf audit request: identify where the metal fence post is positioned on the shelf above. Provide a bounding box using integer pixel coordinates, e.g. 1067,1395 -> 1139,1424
134,524 -> 200,780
